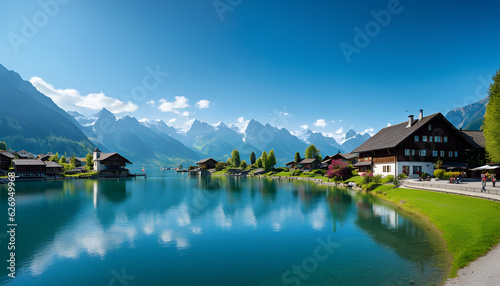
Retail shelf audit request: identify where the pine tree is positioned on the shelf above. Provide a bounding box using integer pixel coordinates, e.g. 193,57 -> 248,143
261,151 -> 269,171
70,155 -> 77,167
250,151 -> 256,165
85,153 -> 93,170
484,69 -> 500,162
294,152 -> 301,163
59,156 -> 66,164
0,141 -> 7,150
256,158 -> 263,168
269,149 -> 277,168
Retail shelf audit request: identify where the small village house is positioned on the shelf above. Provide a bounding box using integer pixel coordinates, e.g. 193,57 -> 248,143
297,158 -> 320,171
45,161 -> 63,177
353,110 -> 484,178
285,161 -> 296,169
14,150 -> 35,159
93,148 -> 132,177
36,152 -> 54,161
12,159 -> 46,177
0,151 -> 15,172
321,153 -> 358,169
196,158 -> 218,169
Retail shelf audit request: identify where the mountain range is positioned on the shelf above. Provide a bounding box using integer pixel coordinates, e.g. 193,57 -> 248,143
0,64 -> 94,156
0,63 -> 373,166
445,96 -> 488,130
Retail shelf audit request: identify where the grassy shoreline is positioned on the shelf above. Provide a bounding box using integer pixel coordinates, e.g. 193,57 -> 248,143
370,185 -> 500,277
213,171 -> 500,279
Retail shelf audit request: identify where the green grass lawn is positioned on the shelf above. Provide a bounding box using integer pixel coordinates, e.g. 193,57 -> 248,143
63,171 -> 99,178
343,175 -> 364,185
212,169 -> 228,176
373,185 -> 500,277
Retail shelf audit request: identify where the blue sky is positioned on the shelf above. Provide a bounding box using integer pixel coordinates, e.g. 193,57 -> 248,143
1,0 -> 500,140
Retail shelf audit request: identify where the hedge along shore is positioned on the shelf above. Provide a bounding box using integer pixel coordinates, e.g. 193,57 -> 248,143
220,173 -> 500,283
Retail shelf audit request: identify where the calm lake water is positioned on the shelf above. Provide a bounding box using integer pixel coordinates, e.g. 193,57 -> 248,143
0,171 -> 449,285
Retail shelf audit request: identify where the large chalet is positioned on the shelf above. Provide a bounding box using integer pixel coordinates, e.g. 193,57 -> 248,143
93,148 -> 132,177
353,110 -> 485,178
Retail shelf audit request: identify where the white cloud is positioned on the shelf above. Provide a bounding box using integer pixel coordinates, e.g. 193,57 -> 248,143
195,99 -> 210,109
182,111 -> 190,117
30,77 -> 138,114
237,117 -> 245,123
169,118 -> 177,124
336,127 -> 344,134
147,100 -> 155,107
158,96 -> 190,113
300,124 -> 309,130
279,111 -> 290,116
363,128 -> 375,135
313,119 -> 327,127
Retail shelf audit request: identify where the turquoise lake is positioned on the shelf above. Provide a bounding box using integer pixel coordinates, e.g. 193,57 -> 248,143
0,171 -> 449,285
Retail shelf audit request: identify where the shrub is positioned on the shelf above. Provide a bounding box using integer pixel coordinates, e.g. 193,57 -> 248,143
362,182 -> 381,191
433,169 -> 445,179
361,171 -> 374,184
373,174 -> 383,183
215,162 -> 227,171
312,169 -> 326,176
398,173 -> 408,179
443,172 -> 452,180
291,170 -> 302,176
352,169 -> 358,176
382,175 -> 394,184
393,177 -> 401,188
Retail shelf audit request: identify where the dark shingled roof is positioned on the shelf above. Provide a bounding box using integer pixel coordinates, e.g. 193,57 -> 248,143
298,158 -> 318,164
334,153 -> 358,160
196,158 -> 217,164
45,161 -> 63,168
460,130 -> 486,148
285,161 -> 295,165
95,153 -> 132,164
0,151 -> 15,159
13,159 -> 45,166
353,113 -> 441,153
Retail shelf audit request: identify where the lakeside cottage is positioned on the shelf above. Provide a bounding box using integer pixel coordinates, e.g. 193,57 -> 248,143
93,148 -> 132,177
0,151 -> 15,172
352,110 -> 485,178
296,158 -> 320,171
196,158 -> 218,169
12,159 -> 46,177
321,153 -> 358,169
45,161 -> 64,177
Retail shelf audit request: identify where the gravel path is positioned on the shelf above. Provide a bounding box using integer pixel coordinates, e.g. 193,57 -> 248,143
444,243 -> 500,286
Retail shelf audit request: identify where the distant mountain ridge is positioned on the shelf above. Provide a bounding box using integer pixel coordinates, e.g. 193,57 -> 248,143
446,97 -> 488,130
0,64 -> 94,156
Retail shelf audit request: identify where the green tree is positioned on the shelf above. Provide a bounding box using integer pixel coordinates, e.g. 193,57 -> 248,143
70,155 -> 77,167
226,157 -> 232,165
484,69 -> 500,162
256,158 -> 263,168
268,149 -> 277,168
85,153 -> 93,170
305,144 -> 322,161
59,156 -> 66,164
49,152 -> 59,162
240,160 -> 247,169
261,151 -> 269,171
0,141 -> 7,150
231,149 -> 241,167
294,152 -> 301,163
250,151 -> 256,165
215,162 -> 226,171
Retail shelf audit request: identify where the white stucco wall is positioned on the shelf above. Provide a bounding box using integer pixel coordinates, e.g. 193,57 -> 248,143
373,163 -> 397,177
396,161 -> 434,178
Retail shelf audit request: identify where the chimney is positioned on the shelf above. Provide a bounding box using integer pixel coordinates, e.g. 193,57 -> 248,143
418,109 -> 423,121
407,115 -> 414,128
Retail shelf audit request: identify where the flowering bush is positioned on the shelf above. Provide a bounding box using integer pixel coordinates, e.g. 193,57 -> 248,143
326,159 -> 353,180
361,171 -> 374,184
